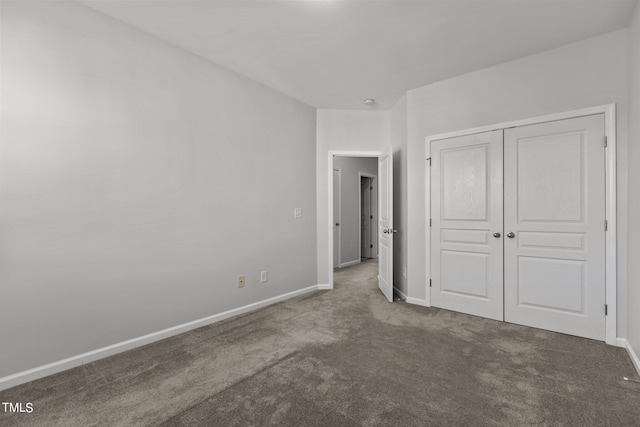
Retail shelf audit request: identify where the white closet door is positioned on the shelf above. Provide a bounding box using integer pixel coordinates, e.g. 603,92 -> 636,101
504,114 -> 606,340
430,130 -> 504,321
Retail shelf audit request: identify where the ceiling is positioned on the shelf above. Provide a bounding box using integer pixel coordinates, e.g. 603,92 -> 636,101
79,0 -> 637,110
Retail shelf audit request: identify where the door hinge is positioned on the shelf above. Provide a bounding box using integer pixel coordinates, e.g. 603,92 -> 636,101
429,279 -> 432,288
370,186 -> 373,190
605,304 -> 608,316
605,220 -> 608,231
370,215 -> 373,219
604,136 -> 608,147
429,218 -> 432,227
426,157 -> 432,166
370,244 -> 373,248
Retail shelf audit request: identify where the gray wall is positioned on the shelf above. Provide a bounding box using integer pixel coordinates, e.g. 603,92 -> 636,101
627,2 -> 640,363
333,156 -> 378,266
0,1 -> 317,377
405,30 -> 629,340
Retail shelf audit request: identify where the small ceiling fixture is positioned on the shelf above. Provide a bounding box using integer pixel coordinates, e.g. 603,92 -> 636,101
363,98 -> 376,106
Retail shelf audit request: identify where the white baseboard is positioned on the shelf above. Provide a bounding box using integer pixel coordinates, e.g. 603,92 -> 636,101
317,284 -> 332,290
393,287 -> 407,301
406,297 -> 429,307
339,259 -> 360,268
0,285 -> 320,392
619,338 -> 640,377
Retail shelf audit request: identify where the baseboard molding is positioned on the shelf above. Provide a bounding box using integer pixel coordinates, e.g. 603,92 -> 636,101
393,286 -> 407,301
0,285 -> 320,392
619,338 -> 640,377
406,297 -> 429,307
317,284 -> 332,290
339,259 -> 360,268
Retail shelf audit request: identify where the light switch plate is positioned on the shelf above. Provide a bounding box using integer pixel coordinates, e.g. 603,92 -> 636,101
294,208 -> 302,218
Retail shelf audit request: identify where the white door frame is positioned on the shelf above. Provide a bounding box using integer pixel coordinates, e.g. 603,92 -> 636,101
359,172 -> 378,260
424,104 -> 617,345
328,151 -> 381,289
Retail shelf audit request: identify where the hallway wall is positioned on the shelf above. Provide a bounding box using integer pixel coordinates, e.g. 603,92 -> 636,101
333,156 -> 378,267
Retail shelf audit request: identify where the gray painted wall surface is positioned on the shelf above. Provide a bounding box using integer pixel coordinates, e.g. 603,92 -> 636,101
405,30 -> 629,339
333,156 -> 378,266
627,3 -> 640,361
0,1 -> 317,377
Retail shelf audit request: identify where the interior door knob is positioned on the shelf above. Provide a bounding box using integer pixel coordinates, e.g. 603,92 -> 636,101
493,232 -> 501,238
335,223 -> 340,226
507,232 -> 515,238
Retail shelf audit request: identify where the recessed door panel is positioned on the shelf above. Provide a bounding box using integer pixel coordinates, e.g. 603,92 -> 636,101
504,114 -> 606,340
430,130 -> 504,321
442,146 -> 488,221
518,134 -> 584,222
441,229 -> 490,246
518,232 -> 585,251
441,251 -> 489,298
517,257 -> 585,313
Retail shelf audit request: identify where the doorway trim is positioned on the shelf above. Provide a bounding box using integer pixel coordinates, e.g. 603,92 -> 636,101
328,150 -> 382,289
359,172 -> 378,261
424,104 -> 617,345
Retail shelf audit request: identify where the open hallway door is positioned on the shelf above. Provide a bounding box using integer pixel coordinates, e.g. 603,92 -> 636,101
378,146 -> 394,302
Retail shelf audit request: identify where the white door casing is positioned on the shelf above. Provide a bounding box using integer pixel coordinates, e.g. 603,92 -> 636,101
430,130 -> 504,320
378,146 -> 394,302
328,151 -> 389,293
503,114 -> 606,341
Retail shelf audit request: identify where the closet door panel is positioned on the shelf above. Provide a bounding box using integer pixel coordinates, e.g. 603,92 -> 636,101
430,130 -> 504,321
503,114 -> 606,341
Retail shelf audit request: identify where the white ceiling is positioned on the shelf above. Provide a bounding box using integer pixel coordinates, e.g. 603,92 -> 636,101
79,0 -> 637,109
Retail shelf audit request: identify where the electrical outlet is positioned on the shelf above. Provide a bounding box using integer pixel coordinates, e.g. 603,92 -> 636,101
238,275 -> 245,288
260,271 -> 268,283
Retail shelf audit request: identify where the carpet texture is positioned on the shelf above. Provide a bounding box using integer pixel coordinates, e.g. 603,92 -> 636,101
1,259 -> 639,426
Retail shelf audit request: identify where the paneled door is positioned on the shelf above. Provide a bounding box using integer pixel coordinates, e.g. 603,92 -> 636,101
361,178 -> 372,258
378,146 -> 394,302
333,168 -> 341,268
504,114 -> 606,340
430,130 -> 504,320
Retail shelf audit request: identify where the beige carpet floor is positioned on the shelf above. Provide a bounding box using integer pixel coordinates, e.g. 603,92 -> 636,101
1,259 -> 639,426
